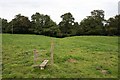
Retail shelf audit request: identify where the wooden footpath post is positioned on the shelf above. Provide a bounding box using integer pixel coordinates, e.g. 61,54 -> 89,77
50,38 -> 54,65
33,49 -> 38,65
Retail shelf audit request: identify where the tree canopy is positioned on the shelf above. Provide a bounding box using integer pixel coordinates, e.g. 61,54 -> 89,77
8,14 -> 31,34
59,12 -> 79,37
80,10 -> 106,35
1,10 -> 119,37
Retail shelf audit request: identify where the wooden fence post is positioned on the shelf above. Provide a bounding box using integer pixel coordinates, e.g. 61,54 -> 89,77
33,49 -> 38,65
50,39 -> 54,65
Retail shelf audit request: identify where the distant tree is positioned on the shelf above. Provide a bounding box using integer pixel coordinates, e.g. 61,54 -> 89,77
71,22 -> 79,36
9,14 -> 31,34
1,18 -> 9,33
41,15 -> 60,36
31,12 -> 44,34
1,10 -> 119,37
105,15 -> 120,35
76,24 -> 84,35
91,10 -> 106,35
80,10 -> 105,35
31,12 -> 60,36
79,17 -> 92,35
59,12 -> 77,36
91,10 -> 104,20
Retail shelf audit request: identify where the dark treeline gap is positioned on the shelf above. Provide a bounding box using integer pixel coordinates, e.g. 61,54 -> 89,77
1,10 -> 120,37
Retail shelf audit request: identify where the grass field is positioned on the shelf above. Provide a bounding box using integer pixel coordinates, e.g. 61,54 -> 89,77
2,34 -> 118,78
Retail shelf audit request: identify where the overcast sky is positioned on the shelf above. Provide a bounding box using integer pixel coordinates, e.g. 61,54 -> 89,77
0,0 -> 119,23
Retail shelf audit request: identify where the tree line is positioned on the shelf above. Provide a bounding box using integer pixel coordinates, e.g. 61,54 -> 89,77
1,10 -> 120,37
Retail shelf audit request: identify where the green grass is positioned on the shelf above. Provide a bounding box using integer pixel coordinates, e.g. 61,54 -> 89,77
2,34 -> 118,78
